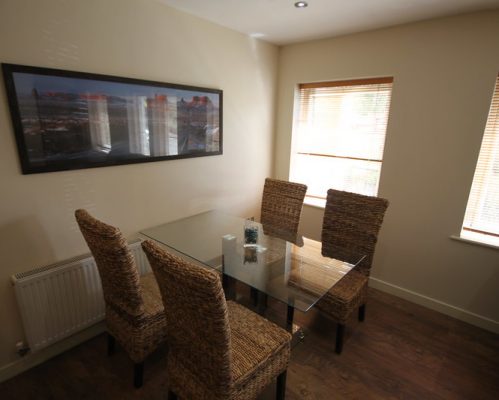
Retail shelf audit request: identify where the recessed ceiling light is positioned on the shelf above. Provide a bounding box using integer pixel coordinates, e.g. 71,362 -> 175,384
295,1 -> 308,8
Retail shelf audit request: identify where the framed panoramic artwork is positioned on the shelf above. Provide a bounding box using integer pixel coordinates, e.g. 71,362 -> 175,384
2,63 -> 223,174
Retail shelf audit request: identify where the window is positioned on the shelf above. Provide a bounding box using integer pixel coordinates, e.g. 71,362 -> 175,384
461,75 -> 499,247
290,77 -> 393,207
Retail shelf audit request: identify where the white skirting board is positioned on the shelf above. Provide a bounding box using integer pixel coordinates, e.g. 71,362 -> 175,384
0,322 -> 105,383
369,276 -> 499,334
3,271 -> 497,383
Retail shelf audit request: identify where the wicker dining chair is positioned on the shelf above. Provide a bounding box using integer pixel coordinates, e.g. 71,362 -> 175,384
75,209 -> 167,388
141,239 -> 292,400
316,189 -> 389,354
253,178 -> 308,306
261,178 -> 307,235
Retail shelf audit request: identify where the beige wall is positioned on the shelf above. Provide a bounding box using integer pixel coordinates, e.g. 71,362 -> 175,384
1,0 -> 498,376
0,0 -> 278,368
275,11 -> 499,330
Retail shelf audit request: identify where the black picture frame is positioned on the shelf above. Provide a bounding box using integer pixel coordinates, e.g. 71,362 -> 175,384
2,63 -> 223,174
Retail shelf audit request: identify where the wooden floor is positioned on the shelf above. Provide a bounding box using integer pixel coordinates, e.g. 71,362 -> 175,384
2,288 -> 498,399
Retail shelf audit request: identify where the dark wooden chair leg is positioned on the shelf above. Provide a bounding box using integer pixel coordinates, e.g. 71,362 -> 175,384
250,287 -> 258,306
107,333 -> 115,356
168,391 -> 178,400
286,305 -> 294,327
335,324 -> 345,354
276,370 -> 287,400
134,362 -> 144,388
358,304 -> 366,322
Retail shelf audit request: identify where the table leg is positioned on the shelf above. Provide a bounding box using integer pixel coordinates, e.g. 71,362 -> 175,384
257,292 -> 268,315
221,254 -> 235,300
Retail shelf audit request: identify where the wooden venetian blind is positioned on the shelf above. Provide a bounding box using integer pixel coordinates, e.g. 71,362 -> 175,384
290,77 -> 393,206
462,75 -> 499,245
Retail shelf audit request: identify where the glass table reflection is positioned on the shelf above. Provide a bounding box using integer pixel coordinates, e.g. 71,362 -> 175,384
140,210 -> 365,316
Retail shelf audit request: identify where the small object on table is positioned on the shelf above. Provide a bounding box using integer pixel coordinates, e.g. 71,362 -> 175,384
244,219 -> 259,245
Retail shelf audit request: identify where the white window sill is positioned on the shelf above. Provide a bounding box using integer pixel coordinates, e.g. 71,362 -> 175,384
304,199 -> 326,210
450,235 -> 499,251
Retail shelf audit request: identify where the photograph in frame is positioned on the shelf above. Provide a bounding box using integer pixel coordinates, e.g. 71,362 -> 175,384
2,63 -> 223,174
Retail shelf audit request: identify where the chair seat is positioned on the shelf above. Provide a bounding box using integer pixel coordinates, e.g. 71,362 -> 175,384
167,301 -> 291,400
107,272 -> 167,363
315,270 -> 369,323
228,302 -> 291,384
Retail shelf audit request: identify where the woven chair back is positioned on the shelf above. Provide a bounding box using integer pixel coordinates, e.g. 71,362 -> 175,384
261,178 -> 307,235
75,209 -> 144,317
321,189 -> 388,275
141,240 -> 233,397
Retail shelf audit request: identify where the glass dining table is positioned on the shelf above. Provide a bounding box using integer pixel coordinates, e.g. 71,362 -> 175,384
140,210 -> 365,333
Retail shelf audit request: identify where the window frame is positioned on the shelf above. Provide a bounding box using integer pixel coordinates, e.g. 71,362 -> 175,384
459,74 -> 499,247
289,77 -> 394,208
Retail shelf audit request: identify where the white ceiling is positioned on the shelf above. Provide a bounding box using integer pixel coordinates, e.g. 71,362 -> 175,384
158,0 -> 499,45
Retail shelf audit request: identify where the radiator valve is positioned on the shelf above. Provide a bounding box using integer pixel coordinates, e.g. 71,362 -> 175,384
16,341 -> 29,357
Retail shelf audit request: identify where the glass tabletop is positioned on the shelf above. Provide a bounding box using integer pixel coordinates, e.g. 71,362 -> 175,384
140,210 -> 365,312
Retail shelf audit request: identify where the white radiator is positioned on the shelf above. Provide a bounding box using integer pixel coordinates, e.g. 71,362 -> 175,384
11,239 -> 151,353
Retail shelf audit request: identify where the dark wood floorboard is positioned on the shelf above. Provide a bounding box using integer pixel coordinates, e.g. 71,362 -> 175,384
1,288 -> 498,399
